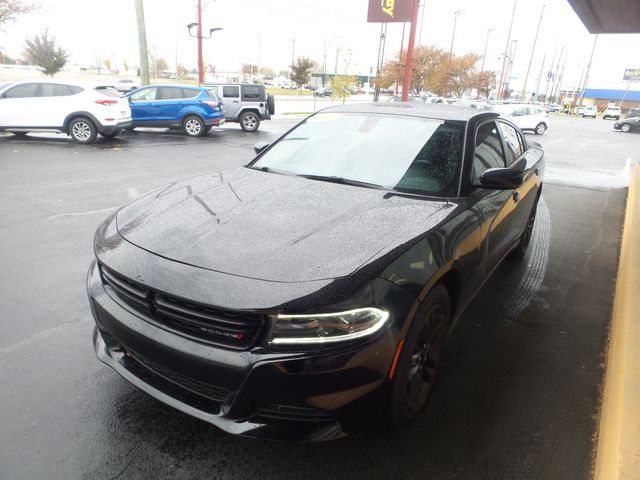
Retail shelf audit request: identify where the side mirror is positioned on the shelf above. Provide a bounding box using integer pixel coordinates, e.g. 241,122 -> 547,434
253,141 -> 270,155
476,166 -> 525,189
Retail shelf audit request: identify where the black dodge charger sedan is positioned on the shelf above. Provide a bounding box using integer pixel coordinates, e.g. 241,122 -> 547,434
88,103 -> 544,441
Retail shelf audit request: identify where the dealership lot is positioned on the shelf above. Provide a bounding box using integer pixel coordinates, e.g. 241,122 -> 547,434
0,115 -> 635,479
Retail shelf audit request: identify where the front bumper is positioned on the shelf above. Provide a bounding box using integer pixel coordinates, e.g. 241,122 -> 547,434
87,261 -> 402,441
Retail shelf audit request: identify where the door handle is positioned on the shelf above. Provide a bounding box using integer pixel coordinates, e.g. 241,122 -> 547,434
512,190 -> 520,202
233,100 -> 239,103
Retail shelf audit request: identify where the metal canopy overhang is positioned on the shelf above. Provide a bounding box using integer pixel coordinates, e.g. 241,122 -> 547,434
567,0 -> 640,33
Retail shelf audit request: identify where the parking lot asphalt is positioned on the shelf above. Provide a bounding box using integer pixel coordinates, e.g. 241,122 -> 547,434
0,115 -> 635,479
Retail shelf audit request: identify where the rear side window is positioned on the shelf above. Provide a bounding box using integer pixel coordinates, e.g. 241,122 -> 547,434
242,85 -> 261,100
157,87 -> 186,100
181,88 -> 199,99
472,121 -> 505,180
39,83 -> 76,97
222,86 -> 239,98
499,122 -> 524,165
130,87 -> 157,101
3,83 -> 38,98
512,107 -> 529,117
206,89 -> 220,101
527,107 -> 541,115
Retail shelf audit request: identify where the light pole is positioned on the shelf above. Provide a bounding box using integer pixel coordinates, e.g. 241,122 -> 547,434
444,9 -> 465,98
498,0 -> 518,99
187,23 -> 223,84
322,37 -> 341,87
521,4 -> 548,101
478,28 -> 494,98
188,0 -> 220,84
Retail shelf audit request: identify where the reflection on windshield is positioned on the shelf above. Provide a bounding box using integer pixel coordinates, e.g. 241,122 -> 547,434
252,112 -> 464,197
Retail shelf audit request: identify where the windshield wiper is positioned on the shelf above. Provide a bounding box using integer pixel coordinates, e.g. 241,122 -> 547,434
297,174 -> 388,190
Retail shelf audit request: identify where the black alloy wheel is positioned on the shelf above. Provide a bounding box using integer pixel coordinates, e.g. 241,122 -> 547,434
509,200 -> 539,260
389,284 -> 451,429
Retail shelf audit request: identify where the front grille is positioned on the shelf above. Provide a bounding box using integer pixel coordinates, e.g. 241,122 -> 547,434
100,265 -> 263,349
125,347 -> 231,402
255,404 -> 335,423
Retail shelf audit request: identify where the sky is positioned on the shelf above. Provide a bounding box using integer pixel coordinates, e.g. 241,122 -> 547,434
1,0 -> 640,93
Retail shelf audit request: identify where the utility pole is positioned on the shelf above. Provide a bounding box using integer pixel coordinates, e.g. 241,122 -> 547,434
443,9 -> 465,98
549,45 -> 564,104
196,0 -> 204,84
521,4 -> 547,101
134,0 -> 150,86
534,53 -> 545,101
579,34 -> 598,106
291,38 -> 295,79
498,0 -> 518,100
401,0 -> 420,101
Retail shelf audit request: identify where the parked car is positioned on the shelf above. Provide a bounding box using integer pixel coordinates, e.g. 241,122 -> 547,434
88,103 -> 544,441
0,79 -> 131,143
573,106 -> 585,115
582,105 -> 597,118
493,104 -> 549,134
203,83 -> 274,132
126,84 -> 224,137
614,117 -> 640,132
603,105 -> 621,120
314,87 -> 332,97
112,78 -> 139,93
546,103 -> 563,113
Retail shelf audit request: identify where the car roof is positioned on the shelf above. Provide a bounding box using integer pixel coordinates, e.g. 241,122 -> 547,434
320,102 -> 499,123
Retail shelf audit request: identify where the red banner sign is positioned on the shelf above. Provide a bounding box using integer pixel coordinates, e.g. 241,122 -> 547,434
367,0 -> 413,23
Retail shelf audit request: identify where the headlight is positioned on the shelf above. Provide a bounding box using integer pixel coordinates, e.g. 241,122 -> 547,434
268,307 -> 390,345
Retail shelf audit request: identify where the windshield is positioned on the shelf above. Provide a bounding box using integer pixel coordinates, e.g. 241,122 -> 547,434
251,112 -> 464,197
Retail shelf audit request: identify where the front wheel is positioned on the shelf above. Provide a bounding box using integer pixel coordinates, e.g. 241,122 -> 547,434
239,111 -> 260,132
388,284 -> 451,430
69,117 -> 98,144
183,115 -> 205,137
534,122 -> 547,135
621,123 -> 632,133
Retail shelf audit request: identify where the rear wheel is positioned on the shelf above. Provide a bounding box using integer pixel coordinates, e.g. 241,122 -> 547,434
183,115 -> 205,137
69,117 -> 98,144
509,200 -> 539,260
534,122 -> 547,135
388,284 -> 451,430
239,111 -> 260,132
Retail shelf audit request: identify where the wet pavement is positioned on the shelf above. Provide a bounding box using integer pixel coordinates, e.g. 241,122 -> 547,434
0,115 -> 634,479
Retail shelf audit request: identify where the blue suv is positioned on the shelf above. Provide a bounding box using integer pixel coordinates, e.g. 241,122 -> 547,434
126,84 -> 224,136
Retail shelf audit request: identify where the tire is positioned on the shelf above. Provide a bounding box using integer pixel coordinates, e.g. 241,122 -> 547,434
267,94 -> 275,115
69,117 -> 98,144
183,115 -> 205,137
239,111 -> 260,132
12,132 -> 28,138
509,200 -> 539,260
621,123 -> 632,133
534,122 -> 547,135
388,284 -> 451,430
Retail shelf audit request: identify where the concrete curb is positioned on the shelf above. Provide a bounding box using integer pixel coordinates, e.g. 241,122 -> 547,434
594,165 -> 640,480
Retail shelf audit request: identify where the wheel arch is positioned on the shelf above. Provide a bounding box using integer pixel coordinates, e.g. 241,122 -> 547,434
63,111 -> 100,132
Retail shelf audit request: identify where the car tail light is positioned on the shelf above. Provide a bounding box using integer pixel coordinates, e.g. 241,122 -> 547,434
95,99 -> 119,106
201,100 -> 221,109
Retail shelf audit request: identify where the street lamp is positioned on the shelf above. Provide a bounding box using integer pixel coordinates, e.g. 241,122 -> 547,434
187,0 -> 222,85
322,37 -> 342,87
478,28 -> 494,98
521,4 -> 548,101
444,9 -> 465,97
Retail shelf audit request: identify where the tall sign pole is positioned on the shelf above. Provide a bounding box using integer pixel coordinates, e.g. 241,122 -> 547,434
401,0 -> 420,101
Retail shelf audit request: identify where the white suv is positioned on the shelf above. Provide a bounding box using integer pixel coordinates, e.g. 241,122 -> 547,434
603,105 -> 621,120
494,104 -> 549,135
0,79 -> 132,143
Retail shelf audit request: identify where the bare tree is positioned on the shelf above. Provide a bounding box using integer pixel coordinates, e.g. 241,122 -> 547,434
0,0 -> 35,30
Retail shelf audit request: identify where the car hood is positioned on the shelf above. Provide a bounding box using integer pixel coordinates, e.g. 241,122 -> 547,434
116,168 -> 455,283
